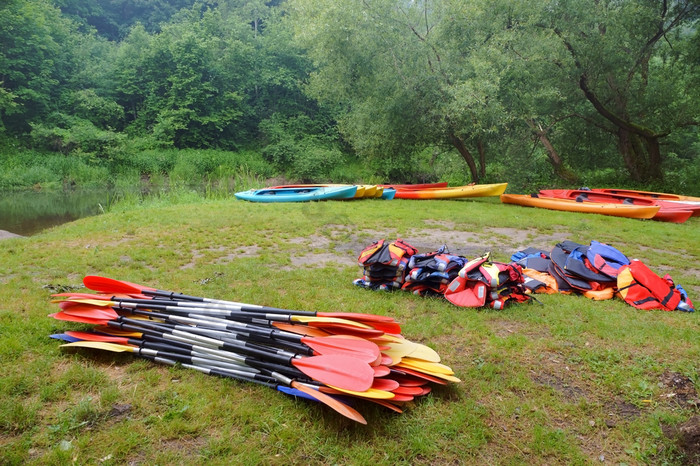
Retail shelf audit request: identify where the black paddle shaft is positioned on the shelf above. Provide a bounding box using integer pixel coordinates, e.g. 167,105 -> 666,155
140,291 -> 318,317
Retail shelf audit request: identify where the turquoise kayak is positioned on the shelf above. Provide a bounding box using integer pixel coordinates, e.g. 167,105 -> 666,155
381,188 -> 396,200
234,185 -> 358,203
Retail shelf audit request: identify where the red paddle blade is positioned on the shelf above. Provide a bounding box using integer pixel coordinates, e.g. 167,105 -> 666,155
83,275 -> 155,294
391,385 -> 425,396
92,326 -> 143,337
391,366 -> 448,385
49,312 -> 110,325
307,322 -> 385,338
65,331 -> 130,345
52,292 -> 138,300
289,382 -> 366,424
60,304 -> 120,320
301,336 -> 380,364
372,365 -> 391,377
291,354 -> 374,392
355,320 -> 402,334
371,378 -> 400,391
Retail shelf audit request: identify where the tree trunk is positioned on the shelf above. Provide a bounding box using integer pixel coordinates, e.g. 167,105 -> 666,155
476,139 -> 486,179
448,133 -> 479,182
577,73 -> 665,183
617,128 -> 663,183
526,119 -> 579,184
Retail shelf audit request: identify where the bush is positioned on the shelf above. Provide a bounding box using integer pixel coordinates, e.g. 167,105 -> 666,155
262,139 -> 299,168
30,119 -> 125,161
290,145 -> 345,182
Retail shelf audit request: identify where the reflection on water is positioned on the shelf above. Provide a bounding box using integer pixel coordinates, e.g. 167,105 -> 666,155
0,189 -> 117,236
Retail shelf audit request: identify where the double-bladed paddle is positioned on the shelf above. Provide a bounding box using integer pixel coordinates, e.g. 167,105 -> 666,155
50,310 -> 376,392
55,302 -> 382,364
78,276 -> 401,332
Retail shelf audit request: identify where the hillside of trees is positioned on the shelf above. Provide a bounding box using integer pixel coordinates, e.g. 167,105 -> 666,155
1,0 -> 698,192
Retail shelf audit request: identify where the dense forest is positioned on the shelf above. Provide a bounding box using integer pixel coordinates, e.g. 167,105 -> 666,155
1,0 -> 698,192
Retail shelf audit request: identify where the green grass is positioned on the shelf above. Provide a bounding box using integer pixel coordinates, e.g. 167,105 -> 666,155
0,196 -> 698,464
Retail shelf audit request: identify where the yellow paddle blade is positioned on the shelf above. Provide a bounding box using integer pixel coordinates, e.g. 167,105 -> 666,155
370,333 -> 405,343
64,298 -> 115,306
60,341 -> 136,353
397,358 -> 454,375
395,362 -> 462,383
381,340 -> 418,361
325,385 -> 396,400
405,343 -> 441,363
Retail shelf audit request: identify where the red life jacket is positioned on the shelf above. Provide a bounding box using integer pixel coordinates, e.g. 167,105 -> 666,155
616,260 -> 693,311
444,253 -> 529,308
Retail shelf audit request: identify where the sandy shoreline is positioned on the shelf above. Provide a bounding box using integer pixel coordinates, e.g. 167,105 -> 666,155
0,230 -> 23,240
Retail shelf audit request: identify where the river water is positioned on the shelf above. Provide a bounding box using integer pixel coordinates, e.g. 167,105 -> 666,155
0,189 -> 118,237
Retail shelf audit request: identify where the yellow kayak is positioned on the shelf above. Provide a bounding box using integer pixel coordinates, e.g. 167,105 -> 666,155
393,183 -> 508,199
500,194 -> 660,219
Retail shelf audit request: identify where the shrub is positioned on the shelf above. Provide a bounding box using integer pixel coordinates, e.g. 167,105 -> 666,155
290,144 -> 345,182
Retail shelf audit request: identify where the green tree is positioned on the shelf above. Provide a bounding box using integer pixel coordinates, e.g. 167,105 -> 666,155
0,0 -> 80,134
529,0 -> 700,183
289,0 -> 513,182
55,0 -> 197,40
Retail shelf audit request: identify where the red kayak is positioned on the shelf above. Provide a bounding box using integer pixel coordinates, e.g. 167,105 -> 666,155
591,188 -> 700,203
538,189 -> 696,224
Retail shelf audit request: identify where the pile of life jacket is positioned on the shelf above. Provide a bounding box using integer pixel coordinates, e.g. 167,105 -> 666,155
354,239 -> 418,291
402,246 -> 467,296
354,239 -> 531,309
512,240 -> 694,312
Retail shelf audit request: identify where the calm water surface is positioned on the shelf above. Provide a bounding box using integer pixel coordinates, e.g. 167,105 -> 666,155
0,189 -> 117,236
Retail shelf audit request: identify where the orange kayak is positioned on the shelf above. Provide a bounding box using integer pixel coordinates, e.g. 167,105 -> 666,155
538,189 -> 696,223
500,194 -> 660,219
379,182 -> 448,190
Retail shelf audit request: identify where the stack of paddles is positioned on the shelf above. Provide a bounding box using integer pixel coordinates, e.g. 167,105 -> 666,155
49,276 -> 460,424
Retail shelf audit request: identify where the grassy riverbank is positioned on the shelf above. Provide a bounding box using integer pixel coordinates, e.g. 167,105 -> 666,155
1,196 -> 698,464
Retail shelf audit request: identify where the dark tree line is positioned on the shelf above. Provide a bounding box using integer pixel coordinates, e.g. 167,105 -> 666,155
1,0 -> 698,187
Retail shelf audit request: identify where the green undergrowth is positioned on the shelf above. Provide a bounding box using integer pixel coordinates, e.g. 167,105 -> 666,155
0,197 -> 698,464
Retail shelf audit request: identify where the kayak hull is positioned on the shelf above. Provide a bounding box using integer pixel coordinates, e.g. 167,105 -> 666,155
500,194 -> 660,219
268,184 -> 384,199
379,182 -> 448,190
394,183 -> 508,200
235,186 -> 357,202
538,189 -> 696,223
591,188 -> 700,203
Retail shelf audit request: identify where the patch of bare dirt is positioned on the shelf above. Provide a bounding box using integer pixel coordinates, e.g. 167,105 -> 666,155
662,415 -> 700,464
290,252 -> 353,269
658,371 -> 700,410
603,399 -> 641,426
488,319 -> 552,340
158,436 -> 208,455
532,371 -> 587,402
